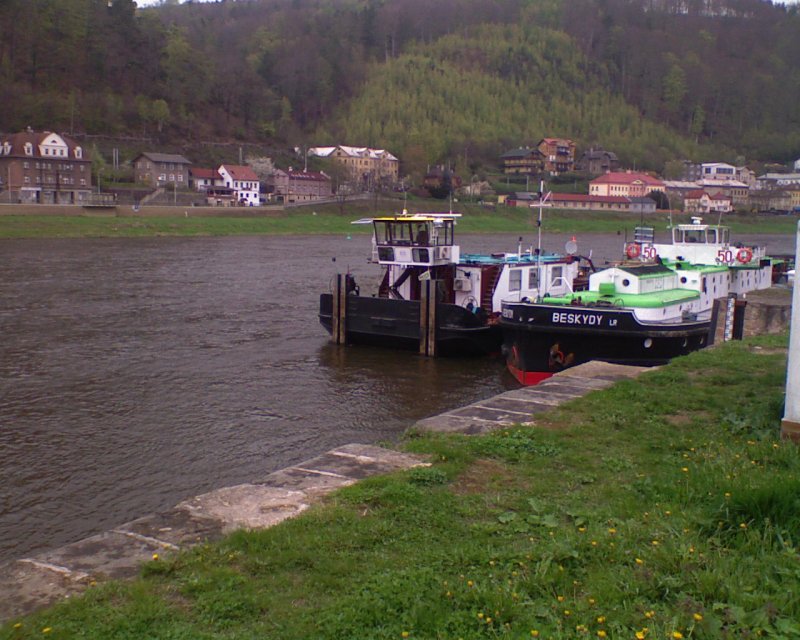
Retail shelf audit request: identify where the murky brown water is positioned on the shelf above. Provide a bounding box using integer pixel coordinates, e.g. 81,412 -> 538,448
0,230 -> 794,564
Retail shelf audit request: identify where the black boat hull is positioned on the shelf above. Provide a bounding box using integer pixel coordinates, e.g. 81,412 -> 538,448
500,303 -> 712,385
319,293 -> 502,357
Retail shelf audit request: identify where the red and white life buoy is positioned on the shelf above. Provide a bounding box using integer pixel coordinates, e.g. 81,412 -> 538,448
736,247 -> 753,264
625,243 -> 641,259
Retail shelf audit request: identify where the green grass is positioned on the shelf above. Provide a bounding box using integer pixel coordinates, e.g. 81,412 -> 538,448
1,202 -> 797,238
2,334 -> 797,639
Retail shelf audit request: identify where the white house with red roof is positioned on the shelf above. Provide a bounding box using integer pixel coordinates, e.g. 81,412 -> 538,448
589,171 -> 665,198
190,167 -> 222,192
684,189 -> 733,214
218,164 -> 260,206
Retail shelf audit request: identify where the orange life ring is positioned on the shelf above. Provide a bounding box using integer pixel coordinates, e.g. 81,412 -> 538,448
736,247 -> 753,264
626,243 -> 641,259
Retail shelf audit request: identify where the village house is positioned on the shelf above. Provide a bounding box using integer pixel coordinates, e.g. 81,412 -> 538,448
218,164 -> 260,206
575,147 -> 620,175
696,178 -> 749,208
307,145 -> 399,190
506,192 -> 656,215
683,189 -> 733,214
0,128 -> 93,204
589,171 -> 666,198
133,152 -> 192,188
270,169 -> 332,203
189,167 -> 221,192
537,138 -> 576,175
499,147 -> 544,175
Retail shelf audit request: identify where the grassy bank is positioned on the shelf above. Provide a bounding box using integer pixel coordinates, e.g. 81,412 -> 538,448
2,335 -> 796,639
1,201 -> 798,238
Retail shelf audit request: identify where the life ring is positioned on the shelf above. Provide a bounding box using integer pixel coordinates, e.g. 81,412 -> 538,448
625,243 -> 641,259
736,247 -> 753,264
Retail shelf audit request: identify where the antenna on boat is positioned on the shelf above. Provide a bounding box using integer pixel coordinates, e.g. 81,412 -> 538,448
535,179 -> 550,301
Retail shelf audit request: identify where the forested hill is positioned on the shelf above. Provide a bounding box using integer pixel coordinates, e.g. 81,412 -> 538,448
1,0 -> 798,174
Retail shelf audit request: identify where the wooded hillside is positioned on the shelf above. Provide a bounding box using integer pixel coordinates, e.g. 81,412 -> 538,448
0,0 -> 797,173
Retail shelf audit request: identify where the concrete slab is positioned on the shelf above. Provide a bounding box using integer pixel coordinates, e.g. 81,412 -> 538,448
478,396 -> 556,414
116,508 -> 225,549
448,404 -> 532,422
331,443 -> 429,470
31,530 -> 163,581
501,388 -> 577,405
259,467 -> 358,496
0,560 -> 83,622
555,361 -> 653,380
177,485 -> 309,534
413,414 -> 505,434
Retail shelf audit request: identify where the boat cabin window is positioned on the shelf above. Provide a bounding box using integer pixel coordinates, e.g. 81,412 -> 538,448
550,266 -> 563,286
509,268 -> 522,291
373,219 -> 453,247
528,268 -> 540,289
674,227 -> 707,244
706,228 -> 717,244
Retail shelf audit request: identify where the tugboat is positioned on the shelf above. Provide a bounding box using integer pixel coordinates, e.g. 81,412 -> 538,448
319,212 -> 593,356
500,217 -> 779,385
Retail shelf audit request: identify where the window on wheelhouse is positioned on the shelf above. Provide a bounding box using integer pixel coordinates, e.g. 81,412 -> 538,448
550,266 -> 564,288
528,268 -> 539,289
509,269 -> 522,291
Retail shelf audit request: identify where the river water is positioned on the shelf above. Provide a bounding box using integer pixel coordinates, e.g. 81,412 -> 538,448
0,230 -> 794,565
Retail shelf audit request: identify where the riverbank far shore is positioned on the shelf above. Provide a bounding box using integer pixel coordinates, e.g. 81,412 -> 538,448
1,203 -> 798,238
0,333 -> 795,639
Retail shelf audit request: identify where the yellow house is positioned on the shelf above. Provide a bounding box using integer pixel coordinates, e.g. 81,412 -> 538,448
308,145 -> 399,190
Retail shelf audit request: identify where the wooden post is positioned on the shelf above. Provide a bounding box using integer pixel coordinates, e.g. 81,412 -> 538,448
331,273 -> 347,345
419,279 -> 438,357
781,221 -> 800,441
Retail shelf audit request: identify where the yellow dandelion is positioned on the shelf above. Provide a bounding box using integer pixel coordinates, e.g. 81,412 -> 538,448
588,598 -> 596,605
672,632 -> 683,639
645,610 -> 655,619
608,528 -> 617,534
486,617 -> 493,624
740,523 -> 748,529
152,553 -> 159,561
693,613 -> 703,622
578,526 -> 587,533
531,631 -> 540,638
557,595 -> 565,602
445,591 -> 452,598
651,540 -> 660,546
42,629 -> 52,635
13,623 -> 22,629
635,558 -> 644,565
689,546 -> 696,553
467,580 -> 474,587
564,610 -> 571,616
591,540 -> 598,546
681,467 -> 689,473
477,612 -> 484,619
636,632 -> 646,640
597,631 -> 607,638
597,616 -> 606,624
401,633 -> 410,639
665,510 -> 672,516
725,492 -> 731,498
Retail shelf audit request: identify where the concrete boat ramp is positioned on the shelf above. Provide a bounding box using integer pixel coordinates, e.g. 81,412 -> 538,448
0,361 -> 648,623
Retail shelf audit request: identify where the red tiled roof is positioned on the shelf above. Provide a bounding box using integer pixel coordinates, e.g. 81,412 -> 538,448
190,167 -> 218,179
685,189 -> 708,198
590,172 -> 664,186
220,164 -> 259,181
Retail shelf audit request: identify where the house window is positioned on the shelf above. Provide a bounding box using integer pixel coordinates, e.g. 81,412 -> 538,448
80,179 -> 86,185
24,143 -> 33,155
177,174 -> 183,182
23,161 -> 29,169
75,147 -> 82,159
159,174 -> 166,181
24,176 -> 30,183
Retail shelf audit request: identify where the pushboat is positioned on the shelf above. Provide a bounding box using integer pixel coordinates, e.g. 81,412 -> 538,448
318,211 -> 593,356
501,217 -> 780,385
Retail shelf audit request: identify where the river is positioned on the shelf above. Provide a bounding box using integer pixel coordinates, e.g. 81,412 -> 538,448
0,230 -> 794,565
